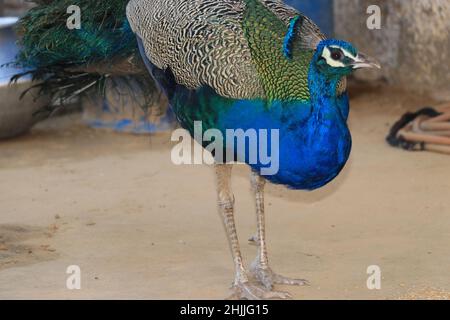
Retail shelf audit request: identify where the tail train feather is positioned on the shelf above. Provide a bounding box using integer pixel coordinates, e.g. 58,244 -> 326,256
12,0 -> 156,114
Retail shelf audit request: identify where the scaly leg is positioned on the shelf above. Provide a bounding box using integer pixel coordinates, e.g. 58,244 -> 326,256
214,164 -> 290,300
249,170 -> 310,291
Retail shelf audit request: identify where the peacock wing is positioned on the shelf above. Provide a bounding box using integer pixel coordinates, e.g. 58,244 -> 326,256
126,0 -> 326,101
262,0 -> 325,50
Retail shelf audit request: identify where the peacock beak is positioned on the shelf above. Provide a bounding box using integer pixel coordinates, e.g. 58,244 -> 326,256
351,52 -> 381,69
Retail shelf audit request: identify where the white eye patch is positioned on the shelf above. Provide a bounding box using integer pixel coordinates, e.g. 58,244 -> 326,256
322,47 -> 345,67
329,45 -> 358,60
322,45 -> 358,68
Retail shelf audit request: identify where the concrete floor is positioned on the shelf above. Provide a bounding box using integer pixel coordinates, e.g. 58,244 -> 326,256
0,84 -> 449,299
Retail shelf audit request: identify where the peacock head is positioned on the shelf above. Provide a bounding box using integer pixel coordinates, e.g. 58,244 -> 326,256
313,39 -> 381,78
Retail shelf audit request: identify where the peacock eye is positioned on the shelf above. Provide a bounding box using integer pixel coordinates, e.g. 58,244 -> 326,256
331,50 -> 342,60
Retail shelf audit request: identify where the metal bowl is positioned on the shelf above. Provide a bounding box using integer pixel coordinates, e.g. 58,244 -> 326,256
0,17 -> 50,139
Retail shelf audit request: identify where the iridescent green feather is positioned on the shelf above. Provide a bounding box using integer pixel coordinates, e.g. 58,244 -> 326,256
242,0 -> 314,102
16,0 -> 135,68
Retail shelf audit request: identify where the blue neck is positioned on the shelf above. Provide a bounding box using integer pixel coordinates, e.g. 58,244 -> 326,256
308,62 -> 342,103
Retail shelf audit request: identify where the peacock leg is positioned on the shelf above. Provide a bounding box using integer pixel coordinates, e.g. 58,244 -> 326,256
214,164 -> 290,300
249,170 -> 310,290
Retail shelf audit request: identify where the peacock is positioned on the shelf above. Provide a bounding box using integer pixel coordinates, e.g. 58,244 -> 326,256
126,0 -> 380,299
15,0 -> 380,299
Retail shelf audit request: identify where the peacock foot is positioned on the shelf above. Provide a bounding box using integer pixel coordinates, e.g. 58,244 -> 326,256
228,280 -> 292,300
250,262 -> 310,291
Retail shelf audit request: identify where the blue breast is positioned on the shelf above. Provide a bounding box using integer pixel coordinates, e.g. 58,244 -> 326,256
217,98 -> 352,190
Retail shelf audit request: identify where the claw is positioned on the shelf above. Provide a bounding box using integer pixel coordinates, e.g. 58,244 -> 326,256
272,273 -> 310,287
250,263 -> 310,290
229,281 -> 292,300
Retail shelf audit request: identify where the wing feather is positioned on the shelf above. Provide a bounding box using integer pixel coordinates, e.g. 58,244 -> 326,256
126,0 -> 325,100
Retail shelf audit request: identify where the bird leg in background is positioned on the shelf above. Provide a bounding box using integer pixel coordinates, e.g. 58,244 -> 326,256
214,164 -> 290,300
249,170 -> 310,290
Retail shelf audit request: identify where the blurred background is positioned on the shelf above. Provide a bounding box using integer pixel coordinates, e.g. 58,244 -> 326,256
0,0 -> 449,300
0,0 -> 34,16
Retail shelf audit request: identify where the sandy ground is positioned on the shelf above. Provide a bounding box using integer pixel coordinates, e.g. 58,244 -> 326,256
0,84 -> 449,300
